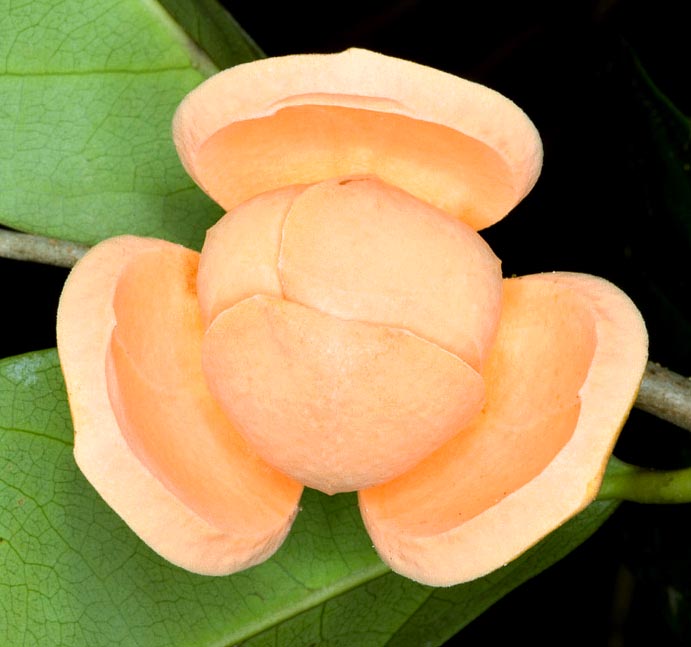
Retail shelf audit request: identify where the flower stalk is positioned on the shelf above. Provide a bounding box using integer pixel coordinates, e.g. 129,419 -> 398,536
599,456 -> 691,504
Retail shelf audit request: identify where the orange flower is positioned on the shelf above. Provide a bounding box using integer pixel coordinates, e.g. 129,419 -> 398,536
57,49 -> 647,586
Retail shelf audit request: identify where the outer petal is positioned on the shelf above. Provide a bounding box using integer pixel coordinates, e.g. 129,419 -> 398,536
359,273 -> 647,586
57,237 -> 302,575
202,295 -> 485,494
173,48 -> 542,230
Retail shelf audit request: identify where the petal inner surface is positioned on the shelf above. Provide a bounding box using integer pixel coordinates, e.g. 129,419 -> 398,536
360,276 -> 597,535
107,247 -> 302,534
196,105 -> 514,229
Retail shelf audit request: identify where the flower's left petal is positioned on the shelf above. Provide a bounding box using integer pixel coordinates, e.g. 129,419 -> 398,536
359,273 -> 647,586
57,237 -> 302,575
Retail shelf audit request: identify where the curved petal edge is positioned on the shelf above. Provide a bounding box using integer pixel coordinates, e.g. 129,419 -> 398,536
173,48 -> 542,229
359,272 -> 648,586
57,236 -> 302,575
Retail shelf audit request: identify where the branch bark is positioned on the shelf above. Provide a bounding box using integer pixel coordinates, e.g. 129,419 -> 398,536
635,361 -> 691,432
0,229 -> 89,268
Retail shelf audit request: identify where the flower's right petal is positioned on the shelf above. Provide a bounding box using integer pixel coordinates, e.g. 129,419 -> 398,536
57,237 -> 302,575
173,48 -> 542,230
359,274 -> 647,586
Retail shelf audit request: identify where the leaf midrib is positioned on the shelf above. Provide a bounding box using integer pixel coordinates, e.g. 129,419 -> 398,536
140,0 -> 219,77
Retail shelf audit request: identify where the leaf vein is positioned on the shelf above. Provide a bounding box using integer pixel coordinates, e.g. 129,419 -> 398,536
1,66 -> 193,78
0,424 -> 72,447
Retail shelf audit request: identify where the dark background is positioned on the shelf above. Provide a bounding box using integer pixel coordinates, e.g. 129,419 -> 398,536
3,1 -> 690,645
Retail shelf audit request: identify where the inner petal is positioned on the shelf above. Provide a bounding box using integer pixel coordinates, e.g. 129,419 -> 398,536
202,295 -> 485,494
108,246 -> 302,534
278,176 -> 502,370
196,184 -> 307,327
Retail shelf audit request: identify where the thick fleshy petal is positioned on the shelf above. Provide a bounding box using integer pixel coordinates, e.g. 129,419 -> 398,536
359,273 -> 647,586
279,177 -> 502,370
196,184 -> 307,326
57,237 -> 302,575
173,48 -> 542,229
202,295 -> 485,494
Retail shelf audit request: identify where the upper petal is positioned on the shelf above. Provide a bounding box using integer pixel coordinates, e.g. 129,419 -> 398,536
57,237 -> 302,575
278,177 -> 502,370
173,48 -> 542,230
359,273 -> 647,586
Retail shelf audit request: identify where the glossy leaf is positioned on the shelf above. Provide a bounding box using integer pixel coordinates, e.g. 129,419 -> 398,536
0,0 -> 259,249
157,0 -> 263,69
0,349 -> 618,646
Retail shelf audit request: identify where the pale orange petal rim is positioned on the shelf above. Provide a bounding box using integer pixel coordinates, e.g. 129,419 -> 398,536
359,272 -> 648,586
173,48 -> 543,230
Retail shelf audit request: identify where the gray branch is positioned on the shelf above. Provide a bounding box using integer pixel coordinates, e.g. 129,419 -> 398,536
0,229 -> 89,268
635,361 -> 691,432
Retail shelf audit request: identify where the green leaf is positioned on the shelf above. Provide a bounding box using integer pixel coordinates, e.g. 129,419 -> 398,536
0,0 -> 259,250
156,0 -> 264,68
1,349 -> 618,646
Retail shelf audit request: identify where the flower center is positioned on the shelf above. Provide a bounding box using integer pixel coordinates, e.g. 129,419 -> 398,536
197,177 -> 503,493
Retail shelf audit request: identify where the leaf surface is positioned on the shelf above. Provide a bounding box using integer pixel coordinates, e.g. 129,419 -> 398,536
0,349 -> 618,646
0,0 -> 259,249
